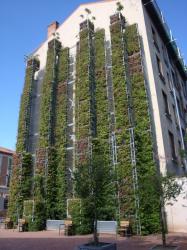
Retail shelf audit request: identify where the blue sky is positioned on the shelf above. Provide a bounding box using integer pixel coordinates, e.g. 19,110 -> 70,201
0,0 -> 186,151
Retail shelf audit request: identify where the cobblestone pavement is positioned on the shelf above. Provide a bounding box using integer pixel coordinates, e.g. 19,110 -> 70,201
0,229 -> 187,250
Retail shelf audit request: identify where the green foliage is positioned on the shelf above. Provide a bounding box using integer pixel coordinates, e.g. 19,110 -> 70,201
125,24 -> 160,234
74,139 -> 116,237
161,175 -> 183,203
55,47 -> 69,218
23,200 -> 34,218
23,200 -> 34,231
16,59 -> 39,152
75,25 -> 94,164
8,157 -> 21,224
95,29 -> 108,140
158,175 -> 183,247
74,24 -> 95,234
8,152 -> 33,224
110,20 -> 135,220
67,199 -> 89,234
45,147 -> 58,219
116,2 -> 124,12
32,174 -> 46,230
38,39 -> 61,147
125,24 -> 140,56
34,43 -> 70,224
94,29 -> 116,220
85,8 -> 91,15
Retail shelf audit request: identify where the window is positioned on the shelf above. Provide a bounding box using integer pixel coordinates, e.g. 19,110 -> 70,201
177,98 -> 183,118
171,70 -> 180,89
156,55 -> 165,82
162,45 -> 168,66
162,91 -> 170,116
168,131 -> 176,160
8,157 -> 12,175
182,128 -> 186,148
182,81 -> 187,97
172,104 -> 178,126
4,197 -> 8,210
152,26 -> 159,51
167,72 -> 173,91
0,154 -> 2,175
178,140 -> 181,150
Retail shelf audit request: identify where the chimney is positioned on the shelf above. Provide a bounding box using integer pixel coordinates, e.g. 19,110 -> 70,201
47,21 -> 59,39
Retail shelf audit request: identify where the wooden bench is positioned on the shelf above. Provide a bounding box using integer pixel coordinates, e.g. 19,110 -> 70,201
64,219 -> 73,236
4,218 -> 13,229
118,220 -> 131,237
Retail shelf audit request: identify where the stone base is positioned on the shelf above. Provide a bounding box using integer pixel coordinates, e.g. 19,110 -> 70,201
75,242 -> 117,250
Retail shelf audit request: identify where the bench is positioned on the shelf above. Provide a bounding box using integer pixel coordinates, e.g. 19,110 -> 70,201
4,218 -> 13,229
97,221 -> 117,238
118,220 -> 131,237
46,220 -> 64,231
18,219 -> 27,232
64,219 -> 74,236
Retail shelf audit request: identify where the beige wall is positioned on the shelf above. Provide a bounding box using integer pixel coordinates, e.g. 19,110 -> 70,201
166,178 -> 187,233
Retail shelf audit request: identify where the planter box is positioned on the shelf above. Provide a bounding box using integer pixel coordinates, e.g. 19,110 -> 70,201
76,242 -> 116,250
150,245 -> 179,250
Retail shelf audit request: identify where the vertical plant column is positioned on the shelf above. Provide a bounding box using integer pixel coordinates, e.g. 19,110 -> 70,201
38,39 -> 61,148
23,200 -> 34,230
94,29 -> 115,218
95,30 -> 108,145
125,24 -> 160,234
110,16 -> 135,220
75,20 -> 95,168
74,20 -> 95,233
55,47 -> 69,218
16,58 -> 40,152
8,152 -> 32,223
34,39 -> 61,226
8,154 -> 22,223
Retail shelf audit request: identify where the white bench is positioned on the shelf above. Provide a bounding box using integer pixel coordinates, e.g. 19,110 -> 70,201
46,220 -> 64,231
97,220 -> 117,238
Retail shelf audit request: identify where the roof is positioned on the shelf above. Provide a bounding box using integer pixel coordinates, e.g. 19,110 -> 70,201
0,147 -> 15,155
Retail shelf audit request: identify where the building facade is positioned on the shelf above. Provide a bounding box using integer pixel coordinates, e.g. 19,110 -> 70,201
0,147 -> 14,216
9,0 -> 187,233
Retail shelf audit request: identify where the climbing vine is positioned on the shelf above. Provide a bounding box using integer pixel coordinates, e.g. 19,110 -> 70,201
110,18 -> 135,221
55,47 -> 69,219
125,24 -> 160,234
74,20 -> 95,233
16,58 -> 39,152
34,39 -> 61,229
8,152 -> 32,224
38,39 -> 61,147
95,29 -> 116,219
75,20 -> 94,167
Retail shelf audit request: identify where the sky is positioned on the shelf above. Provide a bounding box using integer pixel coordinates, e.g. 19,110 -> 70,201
0,0 -> 187,151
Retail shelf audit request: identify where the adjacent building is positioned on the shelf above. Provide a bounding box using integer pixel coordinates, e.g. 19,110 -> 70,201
9,0 -> 187,233
0,147 -> 14,216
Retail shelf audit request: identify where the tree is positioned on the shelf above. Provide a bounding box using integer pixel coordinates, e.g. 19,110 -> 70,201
74,139 -> 116,244
116,2 -> 124,12
85,8 -> 91,15
158,175 -> 183,247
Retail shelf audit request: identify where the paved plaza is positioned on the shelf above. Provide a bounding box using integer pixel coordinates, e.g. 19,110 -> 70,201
0,230 -> 187,250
